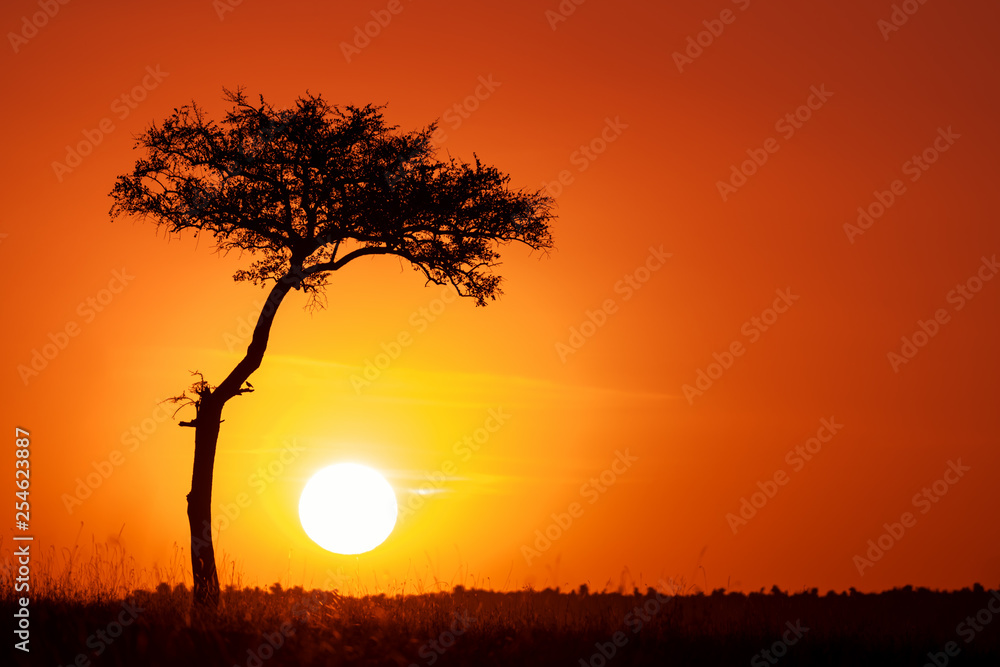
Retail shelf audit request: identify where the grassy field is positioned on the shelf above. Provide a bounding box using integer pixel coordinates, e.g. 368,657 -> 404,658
3,543 -> 999,666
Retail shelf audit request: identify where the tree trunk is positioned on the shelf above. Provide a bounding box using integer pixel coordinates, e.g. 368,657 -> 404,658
188,397 -> 223,608
186,273 -> 298,610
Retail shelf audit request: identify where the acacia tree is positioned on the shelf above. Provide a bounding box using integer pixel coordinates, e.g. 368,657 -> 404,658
110,89 -> 554,609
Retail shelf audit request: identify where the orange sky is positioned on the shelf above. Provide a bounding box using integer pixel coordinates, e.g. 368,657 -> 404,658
2,0 -> 998,595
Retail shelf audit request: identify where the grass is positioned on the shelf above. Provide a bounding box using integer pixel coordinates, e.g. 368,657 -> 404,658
3,539 -> 999,666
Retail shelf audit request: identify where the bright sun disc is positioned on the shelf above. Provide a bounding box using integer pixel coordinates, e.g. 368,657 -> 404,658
299,463 -> 397,555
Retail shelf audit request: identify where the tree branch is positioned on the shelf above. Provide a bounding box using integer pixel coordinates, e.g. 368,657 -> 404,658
213,274 -> 298,402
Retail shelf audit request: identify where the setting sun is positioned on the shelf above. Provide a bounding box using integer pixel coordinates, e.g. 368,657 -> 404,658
299,463 -> 398,555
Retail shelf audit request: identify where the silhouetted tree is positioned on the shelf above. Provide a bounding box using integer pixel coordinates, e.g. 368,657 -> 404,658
110,89 -> 555,609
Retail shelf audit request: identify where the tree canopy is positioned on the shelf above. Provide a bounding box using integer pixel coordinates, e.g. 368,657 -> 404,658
111,88 -> 555,308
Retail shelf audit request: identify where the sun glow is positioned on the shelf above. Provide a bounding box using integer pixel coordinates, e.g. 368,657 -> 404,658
298,463 -> 398,555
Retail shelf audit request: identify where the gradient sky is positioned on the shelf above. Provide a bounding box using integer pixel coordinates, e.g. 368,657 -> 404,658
2,0 -> 998,595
